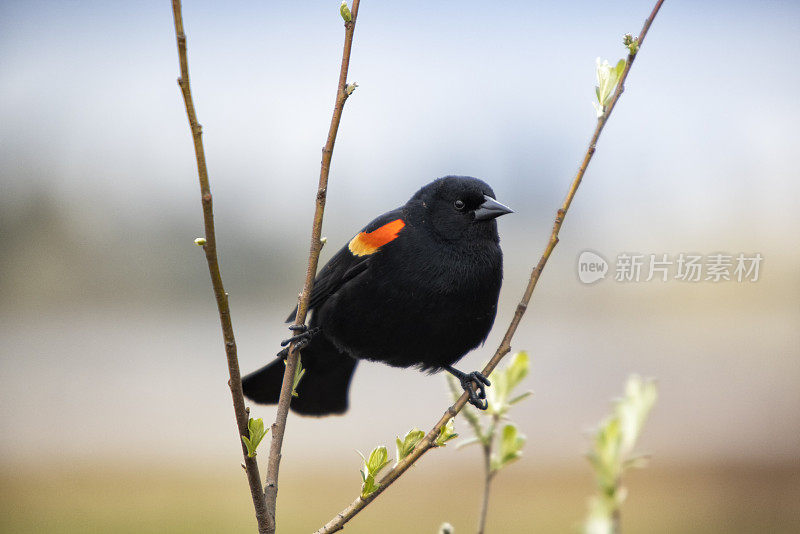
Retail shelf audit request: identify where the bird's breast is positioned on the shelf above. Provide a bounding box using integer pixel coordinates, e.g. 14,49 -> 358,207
318,235 -> 503,370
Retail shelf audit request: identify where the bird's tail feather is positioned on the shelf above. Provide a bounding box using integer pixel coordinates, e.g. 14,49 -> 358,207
242,336 -> 357,416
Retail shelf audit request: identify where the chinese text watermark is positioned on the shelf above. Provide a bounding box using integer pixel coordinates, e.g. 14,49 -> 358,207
577,251 -> 762,284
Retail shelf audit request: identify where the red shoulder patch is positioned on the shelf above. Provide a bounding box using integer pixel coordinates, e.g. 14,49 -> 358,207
348,219 -> 406,257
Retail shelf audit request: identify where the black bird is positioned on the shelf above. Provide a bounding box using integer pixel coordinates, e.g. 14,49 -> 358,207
242,176 -> 512,416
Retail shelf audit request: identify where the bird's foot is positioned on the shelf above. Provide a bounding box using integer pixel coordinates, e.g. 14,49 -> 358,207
276,325 -> 320,359
446,366 -> 491,410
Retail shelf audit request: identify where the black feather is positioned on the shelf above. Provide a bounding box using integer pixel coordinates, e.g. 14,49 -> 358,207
243,176 -> 507,416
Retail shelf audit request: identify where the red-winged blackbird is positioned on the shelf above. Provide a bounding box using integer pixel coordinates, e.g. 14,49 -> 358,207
242,176 -> 512,416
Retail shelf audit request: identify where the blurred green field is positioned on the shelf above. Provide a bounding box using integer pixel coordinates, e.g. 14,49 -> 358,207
2,461 -> 798,533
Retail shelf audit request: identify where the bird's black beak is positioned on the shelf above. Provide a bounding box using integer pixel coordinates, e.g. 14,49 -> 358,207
474,195 -> 514,221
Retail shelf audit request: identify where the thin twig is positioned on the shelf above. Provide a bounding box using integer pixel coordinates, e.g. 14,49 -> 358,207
170,2 -> 270,532
263,2 -> 362,532
478,467 -> 495,534
314,1 -> 665,532
477,416 -> 498,534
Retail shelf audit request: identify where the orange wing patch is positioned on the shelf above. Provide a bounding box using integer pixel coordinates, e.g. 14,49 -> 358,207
348,219 -> 406,257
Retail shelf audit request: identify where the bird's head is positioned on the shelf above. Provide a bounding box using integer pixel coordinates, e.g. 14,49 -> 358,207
408,176 -> 513,241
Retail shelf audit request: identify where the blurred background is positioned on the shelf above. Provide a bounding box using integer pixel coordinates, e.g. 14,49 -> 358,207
1,0 -> 798,532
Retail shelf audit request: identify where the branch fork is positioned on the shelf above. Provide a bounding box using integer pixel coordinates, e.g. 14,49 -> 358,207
171,0 -> 270,531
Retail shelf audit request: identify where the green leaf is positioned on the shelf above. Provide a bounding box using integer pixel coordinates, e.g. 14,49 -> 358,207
505,351 -> 530,392
584,375 -> 659,534
614,59 -> 626,79
485,370 -> 506,415
366,446 -> 391,476
396,428 -> 425,463
486,351 -> 531,414
495,423 -> 526,470
339,0 -> 352,22
435,419 -> 458,447
241,417 -> 269,458
360,472 -> 379,499
594,57 -> 626,112
291,357 -> 305,398
358,446 -> 390,498
394,437 -> 404,461
616,375 -> 658,456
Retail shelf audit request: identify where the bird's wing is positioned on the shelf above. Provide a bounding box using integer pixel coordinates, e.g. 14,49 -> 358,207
286,208 -> 407,322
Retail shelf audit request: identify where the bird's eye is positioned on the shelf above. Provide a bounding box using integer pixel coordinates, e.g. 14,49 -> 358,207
454,199 -> 465,211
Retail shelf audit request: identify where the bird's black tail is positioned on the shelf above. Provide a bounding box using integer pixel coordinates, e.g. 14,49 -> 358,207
241,335 -> 358,416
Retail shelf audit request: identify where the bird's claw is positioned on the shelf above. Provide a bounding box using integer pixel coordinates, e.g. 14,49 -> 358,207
276,325 -> 320,359
456,370 -> 491,410
280,325 -> 318,346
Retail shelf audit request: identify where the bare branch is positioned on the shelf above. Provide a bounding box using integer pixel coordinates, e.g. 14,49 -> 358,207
263,1 -> 362,532
477,416 -> 499,534
170,1 -> 270,532
314,1 -> 666,531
